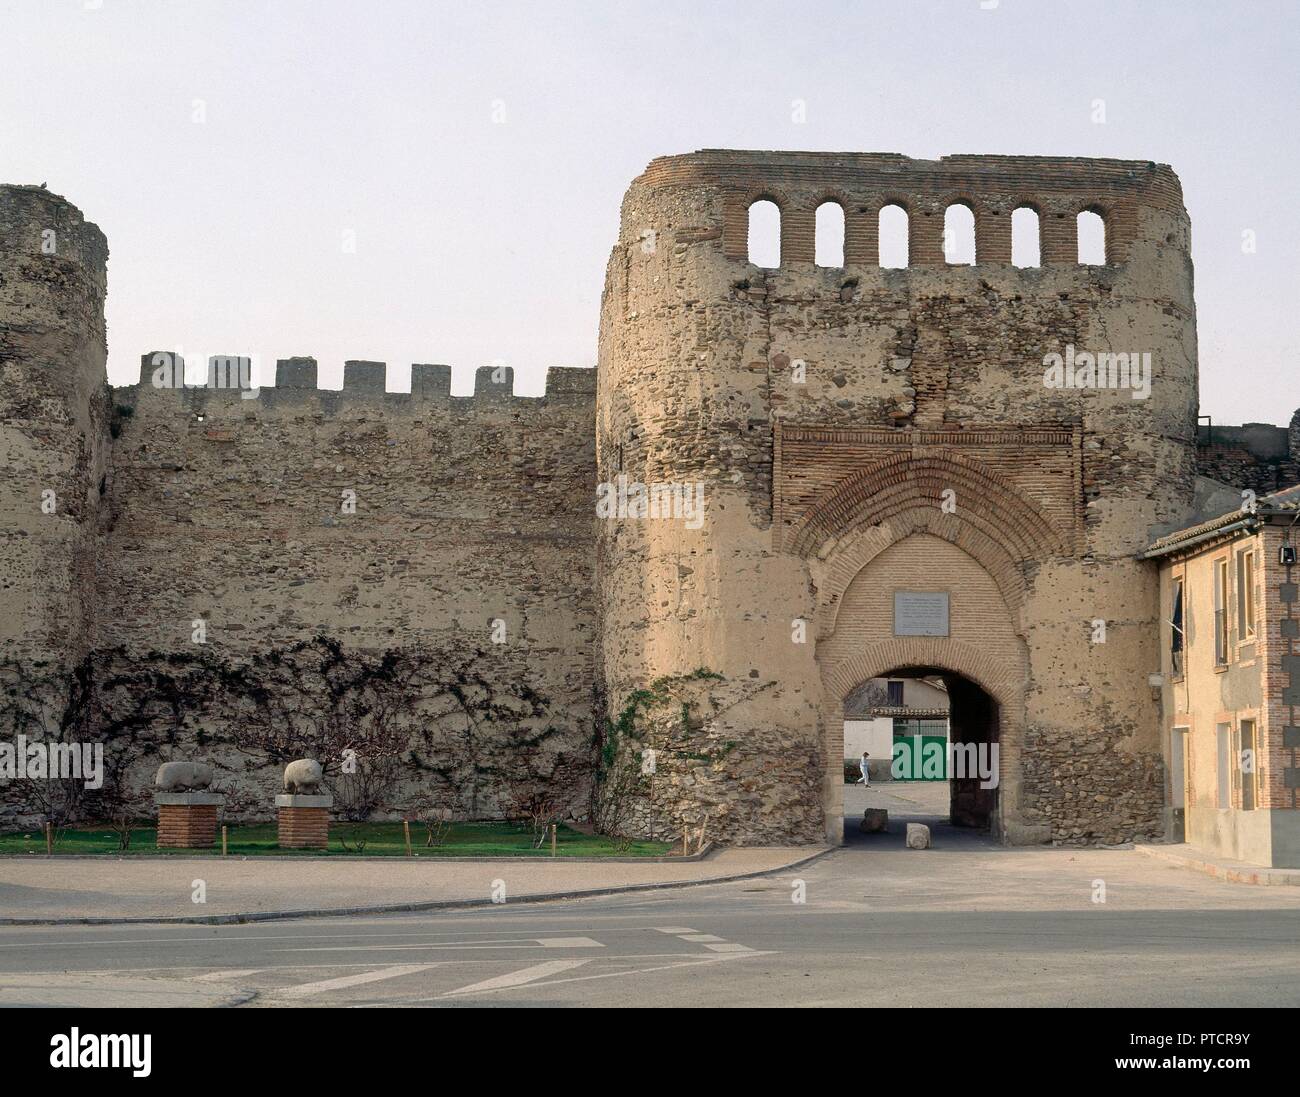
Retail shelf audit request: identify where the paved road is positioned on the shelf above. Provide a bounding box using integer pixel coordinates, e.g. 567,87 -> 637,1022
3,794 -> 1298,1008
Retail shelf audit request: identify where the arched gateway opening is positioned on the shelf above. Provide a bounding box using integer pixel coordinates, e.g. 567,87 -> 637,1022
841,666 -> 1000,842
813,530 -> 1032,845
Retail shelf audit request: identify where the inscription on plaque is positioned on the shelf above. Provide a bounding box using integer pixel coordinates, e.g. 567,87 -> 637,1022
893,591 -> 950,637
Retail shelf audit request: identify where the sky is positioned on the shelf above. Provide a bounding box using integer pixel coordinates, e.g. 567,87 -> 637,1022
1,0 -> 1297,424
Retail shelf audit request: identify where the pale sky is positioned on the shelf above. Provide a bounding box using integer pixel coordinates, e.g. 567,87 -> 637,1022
2,0 -> 1296,424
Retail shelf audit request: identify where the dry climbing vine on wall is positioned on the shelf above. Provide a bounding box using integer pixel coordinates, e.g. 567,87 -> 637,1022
0,638 -> 593,825
593,669 -> 737,837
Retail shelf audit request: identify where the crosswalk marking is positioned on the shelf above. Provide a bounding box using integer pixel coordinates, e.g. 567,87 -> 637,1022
652,927 -> 699,934
703,943 -> 754,953
678,934 -> 725,943
443,960 -> 593,996
535,937 -> 604,948
273,964 -> 438,1000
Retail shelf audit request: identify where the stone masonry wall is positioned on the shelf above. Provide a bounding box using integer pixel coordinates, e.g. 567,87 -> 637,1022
1197,416 -> 1300,495
82,359 -> 599,821
0,180 -> 599,827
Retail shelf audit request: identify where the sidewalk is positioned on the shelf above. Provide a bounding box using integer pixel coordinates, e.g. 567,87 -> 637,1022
0,847 -> 830,925
1134,843 -> 1300,886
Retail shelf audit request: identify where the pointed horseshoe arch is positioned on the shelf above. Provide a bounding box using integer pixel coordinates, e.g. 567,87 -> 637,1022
788,451 -> 1069,562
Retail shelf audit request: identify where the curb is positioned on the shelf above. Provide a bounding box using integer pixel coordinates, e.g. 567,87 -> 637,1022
0,842 -> 717,865
1133,843 -> 1300,886
0,846 -> 835,927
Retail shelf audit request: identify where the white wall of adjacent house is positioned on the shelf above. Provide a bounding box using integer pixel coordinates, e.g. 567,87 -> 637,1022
844,718 -> 894,763
898,679 -> 950,708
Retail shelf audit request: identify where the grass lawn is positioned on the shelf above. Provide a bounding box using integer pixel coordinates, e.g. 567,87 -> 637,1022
0,821 -> 673,858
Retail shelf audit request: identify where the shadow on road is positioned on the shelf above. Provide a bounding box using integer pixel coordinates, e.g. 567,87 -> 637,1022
842,780 -> 999,851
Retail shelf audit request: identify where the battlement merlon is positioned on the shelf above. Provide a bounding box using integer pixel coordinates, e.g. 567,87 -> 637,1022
623,150 -> 1188,265
112,353 -> 595,413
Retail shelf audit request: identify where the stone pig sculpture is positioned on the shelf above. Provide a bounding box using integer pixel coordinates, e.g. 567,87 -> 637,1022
154,760 -> 214,792
283,758 -> 324,795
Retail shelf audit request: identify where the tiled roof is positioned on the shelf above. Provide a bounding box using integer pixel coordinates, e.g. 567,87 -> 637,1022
1261,483 -> 1300,511
1142,481 -> 1300,557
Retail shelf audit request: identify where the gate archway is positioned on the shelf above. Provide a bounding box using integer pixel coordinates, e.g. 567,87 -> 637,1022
813,531 -> 1030,843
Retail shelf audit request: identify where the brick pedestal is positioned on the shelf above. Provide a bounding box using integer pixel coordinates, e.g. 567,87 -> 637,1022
154,793 -> 224,848
276,794 -> 332,850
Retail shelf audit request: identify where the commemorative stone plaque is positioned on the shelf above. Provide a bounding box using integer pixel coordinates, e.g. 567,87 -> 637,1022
893,591 -> 950,636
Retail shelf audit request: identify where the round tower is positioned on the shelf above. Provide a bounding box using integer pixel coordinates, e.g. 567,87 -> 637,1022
596,151 -> 1198,846
0,185 -> 110,684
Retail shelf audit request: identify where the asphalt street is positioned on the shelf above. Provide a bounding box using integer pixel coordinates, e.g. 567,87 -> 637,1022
3,794 -> 1298,1008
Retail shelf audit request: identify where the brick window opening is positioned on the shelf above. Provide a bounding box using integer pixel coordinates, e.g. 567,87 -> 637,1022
815,201 -> 845,268
1237,548 -> 1257,640
1238,720 -> 1258,811
1170,577 -> 1184,677
747,199 -> 781,268
1214,558 -> 1230,666
1077,208 -> 1106,265
1216,723 -> 1232,809
1012,206 -> 1041,268
879,203 -> 908,268
943,203 -> 976,265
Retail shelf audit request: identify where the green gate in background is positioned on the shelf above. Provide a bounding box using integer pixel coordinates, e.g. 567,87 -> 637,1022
891,718 -> 949,781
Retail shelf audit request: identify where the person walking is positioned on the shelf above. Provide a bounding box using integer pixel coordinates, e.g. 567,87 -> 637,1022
858,750 -> 871,788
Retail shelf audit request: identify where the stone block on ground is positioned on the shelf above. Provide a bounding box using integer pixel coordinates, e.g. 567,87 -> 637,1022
906,822 -> 931,849
860,808 -> 889,833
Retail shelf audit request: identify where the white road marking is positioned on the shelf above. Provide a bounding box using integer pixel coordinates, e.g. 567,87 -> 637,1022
652,927 -> 698,934
273,964 -> 438,1000
443,959 -> 593,995
271,936 -> 603,953
703,943 -> 754,953
0,929 -> 583,950
677,934 -> 725,943
188,969 -> 262,982
421,950 -> 774,1000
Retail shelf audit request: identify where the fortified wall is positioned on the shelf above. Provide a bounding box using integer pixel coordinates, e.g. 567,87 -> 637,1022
0,183 -> 597,824
1197,416 -> 1300,495
1,158 -> 1293,846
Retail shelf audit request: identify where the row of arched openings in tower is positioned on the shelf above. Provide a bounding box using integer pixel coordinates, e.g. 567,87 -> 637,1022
746,200 -> 1107,269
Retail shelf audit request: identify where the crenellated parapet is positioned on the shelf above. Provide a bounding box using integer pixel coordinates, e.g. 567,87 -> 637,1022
115,352 -> 595,419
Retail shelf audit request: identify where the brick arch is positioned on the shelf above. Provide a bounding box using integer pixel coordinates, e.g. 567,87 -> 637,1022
809,188 -> 851,212
1076,203 -> 1109,265
941,198 -> 978,264
874,198 -> 912,267
722,186 -> 794,261
823,637 -> 1024,707
876,195 -> 912,214
813,537 -> 1031,844
788,450 -> 1070,564
809,192 -> 849,268
809,507 -> 1027,636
